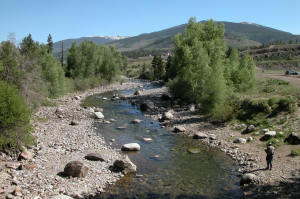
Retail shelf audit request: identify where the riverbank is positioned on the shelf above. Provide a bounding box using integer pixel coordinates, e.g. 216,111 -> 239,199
126,83 -> 300,199
0,80 -> 143,199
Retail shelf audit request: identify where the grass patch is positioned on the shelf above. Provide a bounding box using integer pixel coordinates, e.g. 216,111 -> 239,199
290,148 -> 300,157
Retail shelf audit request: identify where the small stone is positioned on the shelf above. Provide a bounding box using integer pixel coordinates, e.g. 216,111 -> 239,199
85,153 -> 105,161
209,134 -> 216,140
121,143 -> 141,151
189,104 -> 195,112
193,132 -> 208,139
116,126 -> 126,130
94,107 -> 103,112
50,195 -> 74,199
20,163 -> 37,171
162,111 -> 174,120
13,186 -> 22,196
134,90 -> 142,95
55,108 -> 64,115
173,126 -> 186,133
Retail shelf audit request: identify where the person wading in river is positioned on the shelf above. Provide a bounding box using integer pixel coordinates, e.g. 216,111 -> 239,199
265,144 -> 275,170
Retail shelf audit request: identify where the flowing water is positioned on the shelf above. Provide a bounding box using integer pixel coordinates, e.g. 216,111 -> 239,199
83,82 -> 242,199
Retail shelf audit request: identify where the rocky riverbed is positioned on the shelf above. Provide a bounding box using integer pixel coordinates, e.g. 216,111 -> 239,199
126,83 -> 300,199
0,80 -> 142,199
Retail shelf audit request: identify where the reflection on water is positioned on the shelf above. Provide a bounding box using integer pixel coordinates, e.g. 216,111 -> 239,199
83,86 -> 242,199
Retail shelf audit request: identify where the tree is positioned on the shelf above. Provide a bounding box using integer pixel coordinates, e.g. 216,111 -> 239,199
19,34 -> 39,58
47,34 -> 53,54
169,18 -> 228,116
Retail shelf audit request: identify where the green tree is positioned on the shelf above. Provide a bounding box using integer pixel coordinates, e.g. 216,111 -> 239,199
47,34 -> 53,54
169,18 -> 228,116
20,34 -> 39,58
0,41 -> 23,86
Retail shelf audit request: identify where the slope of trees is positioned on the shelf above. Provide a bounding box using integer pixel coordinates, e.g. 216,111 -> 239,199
167,18 -> 256,119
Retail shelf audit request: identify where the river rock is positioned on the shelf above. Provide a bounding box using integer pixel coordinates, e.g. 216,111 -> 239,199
5,162 -> 21,170
240,173 -> 258,185
193,132 -> 208,139
260,131 -> 276,141
243,125 -> 256,134
113,156 -> 137,174
70,120 -> 79,126
233,138 -> 247,144
50,195 -> 74,199
209,134 -> 217,140
121,143 -> 141,151
18,150 -> 32,160
13,186 -> 22,196
74,96 -> 80,100
284,132 -> 300,145
140,101 -> 155,112
94,107 -> 103,112
162,111 -> 174,120
85,153 -> 105,161
189,104 -> 195,112
173,126 -> 186,133
131,119 -> 142,124
134,90 -> 142,96
188,148 -> 201,154
93,112 -> 104,119
161,94 -> 171,101
143,138 -> 153,142
64,161 -> 89,178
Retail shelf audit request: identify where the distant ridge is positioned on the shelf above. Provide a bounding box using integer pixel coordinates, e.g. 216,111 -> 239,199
53,21 -> 300,55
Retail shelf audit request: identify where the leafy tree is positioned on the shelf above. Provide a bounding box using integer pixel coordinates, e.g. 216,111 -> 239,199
169,18 -> 228,116
47,34 -> 53,54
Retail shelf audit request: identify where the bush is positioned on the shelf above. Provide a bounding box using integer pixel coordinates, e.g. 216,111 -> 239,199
0,81 -> 34,149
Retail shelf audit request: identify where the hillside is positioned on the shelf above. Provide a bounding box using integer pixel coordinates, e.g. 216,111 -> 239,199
53,21 -> 300,55
52,36 -> 128,57
108,21 -> 300,51
242,44 -> 300,70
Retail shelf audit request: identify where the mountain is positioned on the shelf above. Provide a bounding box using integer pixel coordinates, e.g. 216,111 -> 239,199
52,36 -> 129,57
53,21 -> 300,56
107,21 -> 300,51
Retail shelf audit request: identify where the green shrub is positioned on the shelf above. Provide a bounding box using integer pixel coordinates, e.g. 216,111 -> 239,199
278,96 -> 296,112
0,81 -> 34,150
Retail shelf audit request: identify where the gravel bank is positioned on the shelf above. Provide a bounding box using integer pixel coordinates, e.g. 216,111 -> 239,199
0,80 -> 142,199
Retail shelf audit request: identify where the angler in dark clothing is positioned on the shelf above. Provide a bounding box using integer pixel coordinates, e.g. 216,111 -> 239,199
265,144 -> 275,170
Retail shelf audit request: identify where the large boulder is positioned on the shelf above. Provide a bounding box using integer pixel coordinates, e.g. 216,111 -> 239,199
113,156 -> 136,174
162,111 -> 174,120
260,131 -> 276,141
285,132 -> 300,145
85,153 -> 105,161
93,112 -> 104,119
64,161 -> 88,178
240,173 -> 258,185
140,101 -> 155,112
193,132 -> 208,139
173,126 -> 186,133
121,143 -> 141,151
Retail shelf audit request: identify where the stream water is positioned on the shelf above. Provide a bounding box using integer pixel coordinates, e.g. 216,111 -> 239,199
83,82 -> 242,199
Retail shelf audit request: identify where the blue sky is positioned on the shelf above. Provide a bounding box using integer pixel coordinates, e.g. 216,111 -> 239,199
1,0 -> 300,43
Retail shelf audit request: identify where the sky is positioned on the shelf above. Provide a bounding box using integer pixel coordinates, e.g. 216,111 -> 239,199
1,0 -> 300,43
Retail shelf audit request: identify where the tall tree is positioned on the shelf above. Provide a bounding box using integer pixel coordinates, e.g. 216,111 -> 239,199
20,34 -> 39,57
47,34 -> 53,54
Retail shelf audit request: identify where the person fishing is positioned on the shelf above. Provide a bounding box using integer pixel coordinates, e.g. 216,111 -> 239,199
265,143 -> 275,170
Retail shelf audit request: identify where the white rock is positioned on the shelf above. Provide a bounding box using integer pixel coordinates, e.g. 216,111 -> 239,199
263,129 -> 269,133
193,132 -> 208,139
121,143 -> 141,151
50,195 -> 74,199
240,173 -> 258,185
143,138 -> 153,142
265,131 -> 276,137
94,112 -> 104,119
233,138 -> 247,144
131,119 -> 142,124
